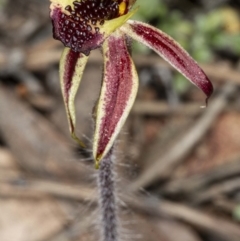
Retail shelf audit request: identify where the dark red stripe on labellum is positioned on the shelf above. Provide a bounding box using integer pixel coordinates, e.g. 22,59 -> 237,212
130,22 -> 213,98
97,35 -> 133,157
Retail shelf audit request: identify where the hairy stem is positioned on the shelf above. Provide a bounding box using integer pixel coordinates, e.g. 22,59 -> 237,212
97,149 -> 119,241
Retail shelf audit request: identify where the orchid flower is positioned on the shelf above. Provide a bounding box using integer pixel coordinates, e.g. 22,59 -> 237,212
50,0 -> 213,168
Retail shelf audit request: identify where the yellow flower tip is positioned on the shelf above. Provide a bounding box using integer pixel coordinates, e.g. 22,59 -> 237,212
119,2 -> 127,16
94,152 -> 103,169
50,0 -> 73,7
95,160 -> 100,169
50,0 -> 73,14
71,132 -> 86,148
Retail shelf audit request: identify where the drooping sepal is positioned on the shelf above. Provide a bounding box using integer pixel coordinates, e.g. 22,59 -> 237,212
93,31 -> 139,167
59,47 -> 89,147
121,20 -> 213,100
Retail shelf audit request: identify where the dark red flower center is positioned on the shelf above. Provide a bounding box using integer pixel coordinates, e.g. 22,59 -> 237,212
52,0 -> 129,54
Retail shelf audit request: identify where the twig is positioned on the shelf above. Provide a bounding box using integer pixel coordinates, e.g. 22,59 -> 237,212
213,197 -> 238,214
0,180 -> 95,201
2,178 -> 240,241
164,154 -> 240,195
132,100 -> 202,116
155,200 -> 240,241
0,85 -> 92,181
192,177 -> 240,204
45,217 -> 95,241
124,196 -> 240,241
130,83 -> 236,191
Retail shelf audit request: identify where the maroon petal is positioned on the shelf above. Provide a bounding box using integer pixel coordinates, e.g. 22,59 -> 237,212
59,47 -> 89,147
93,31 -> 138,166
121,20 -> 213,99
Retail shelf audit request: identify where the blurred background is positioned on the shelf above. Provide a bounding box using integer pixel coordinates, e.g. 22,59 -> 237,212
0,0 -> 240,240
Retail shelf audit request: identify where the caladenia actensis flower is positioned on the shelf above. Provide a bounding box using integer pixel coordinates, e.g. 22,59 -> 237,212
50,0 -> 213,168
